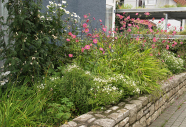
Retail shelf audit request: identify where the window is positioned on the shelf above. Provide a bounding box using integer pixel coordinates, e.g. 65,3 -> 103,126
147,0 -> 156,5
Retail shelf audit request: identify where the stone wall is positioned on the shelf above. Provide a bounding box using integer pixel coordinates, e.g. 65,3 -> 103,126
61,72 -> 186,127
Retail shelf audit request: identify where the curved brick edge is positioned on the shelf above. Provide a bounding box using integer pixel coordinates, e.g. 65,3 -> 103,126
60,72 -> 186,127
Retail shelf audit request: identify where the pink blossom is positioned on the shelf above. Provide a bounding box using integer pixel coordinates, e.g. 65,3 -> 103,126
136,13 -> 138,15
126,16 -> 130,20
72,34 -> 76,39
102,27 -> 106,32
137,18 -> 140,20
178,55 -> 180,57
90,43 -> 92,46
93,39 -> 98,44
83,23 -> 87,28
180,26 -> 183,29
68,32 -> 72,36
180,42 -> 183,44
166,45 -> 169,50
143,40 -> 146,43
144,12 -> 150,15
84,15 -> 87,18
115,37 -> 118,40
119,15 -> 124,19
86,19 -> 89,23
173,31 -> 176,35
152,17 -> 155,21
81,48 -> 84,52
123,12 -> 125,14
136,38 -> 139,41
162,40 -> 166,43
127,28 -> 131,32
149,53 -> 153,56
128,24 -> 132,26
76,39 -> 79,42
167,23 -> 171,27
172,44 -> 175,47
84,28 -> 89,33
93,17 -> 95,20
99,48 -> 103,51
174,41 -> 177,45
99,19 -> 102,22
164,30 -> 167,32
84,45 -> 90,50
107,35 -> 110,38
158,21 -> 161,23
152,44 -> 156,48
161,29 -> 164,33
109,45 -> 111,49
153,37 -> 156,42
116,28 -> 118,31
69,54 -> 73,57
66,38 -> 70,41
103,51 -> 105,55
161,18 -> 164,21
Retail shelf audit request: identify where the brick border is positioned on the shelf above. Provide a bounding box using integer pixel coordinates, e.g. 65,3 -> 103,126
61,73 -> 186,127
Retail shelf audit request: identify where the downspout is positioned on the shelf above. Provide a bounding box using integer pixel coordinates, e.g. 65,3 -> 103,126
164,13 -> 168,30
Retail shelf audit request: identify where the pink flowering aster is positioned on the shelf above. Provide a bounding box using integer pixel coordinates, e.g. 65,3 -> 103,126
102,27 -> 106,32
66,38 -> 70,41
84,45 -> 90,50
84,15 -> 87,18
83,23 -> 87,28
153,37 -> 156,42
144,12 -> 150,16
93,39 -> 98,44
69,54 -> 73,57
84,28 -> 89,33
99,48 -> 103,51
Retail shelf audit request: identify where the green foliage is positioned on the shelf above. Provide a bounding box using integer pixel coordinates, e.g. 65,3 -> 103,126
46,98 -> 74,124
160,50 -> 184,74
117,4 -> 133,9
0,0 -> 77,85
0,81 -> 51,127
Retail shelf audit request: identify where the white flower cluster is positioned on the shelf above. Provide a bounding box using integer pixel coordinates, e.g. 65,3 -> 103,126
93,74 -> 140,94
161,50 -> 184,72
37,83 -> 46,89
90,84 -> 122,95
66,64 -> 80,72
0,71 -> 10,86
46,1 -> 80,18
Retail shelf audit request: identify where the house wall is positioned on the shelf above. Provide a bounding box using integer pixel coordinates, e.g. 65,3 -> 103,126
145,0 -> 177,8
124,0 -> 137,9
0,0 -> 8,71
43,0 -> 106,30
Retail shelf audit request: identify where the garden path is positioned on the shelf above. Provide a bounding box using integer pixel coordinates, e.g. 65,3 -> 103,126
149,91 -> 186,127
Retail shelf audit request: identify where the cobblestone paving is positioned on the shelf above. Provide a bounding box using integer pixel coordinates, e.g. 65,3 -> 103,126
149,92 -> 186,127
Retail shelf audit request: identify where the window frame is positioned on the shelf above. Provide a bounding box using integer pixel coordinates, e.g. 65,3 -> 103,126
146,0 -> 156,5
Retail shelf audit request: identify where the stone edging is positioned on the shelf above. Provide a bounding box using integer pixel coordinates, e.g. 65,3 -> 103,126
61,73 -> 186,127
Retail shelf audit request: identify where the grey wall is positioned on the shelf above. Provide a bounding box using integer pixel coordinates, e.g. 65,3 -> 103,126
42,0 -> 106,30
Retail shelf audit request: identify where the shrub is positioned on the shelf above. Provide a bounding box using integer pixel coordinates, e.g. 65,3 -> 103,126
161,50 -> 184,74
0,0 -> 78,86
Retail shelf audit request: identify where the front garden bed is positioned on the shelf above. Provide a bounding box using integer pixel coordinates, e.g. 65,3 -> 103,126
61,72 -> 186,127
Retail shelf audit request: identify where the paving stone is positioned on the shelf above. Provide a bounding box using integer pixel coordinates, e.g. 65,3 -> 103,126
124,104 -> 137,124
68,121 -> 77,126
132,121 -> 143,127
110,106 -> 119,110
138,96 -> 148,106
94,114 -> 106,118
117,109 -> 129,118
118,102 -> 125,106
130,100 -> 142,111
88,118 -> 96,123
93,119 -> 116,127
137,109 -> 143,120
118,117 -> 129,127
74,114 -> 94,122
105,110 -> 112,114
140,116 -> 146,127
108,112 -> 124,123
